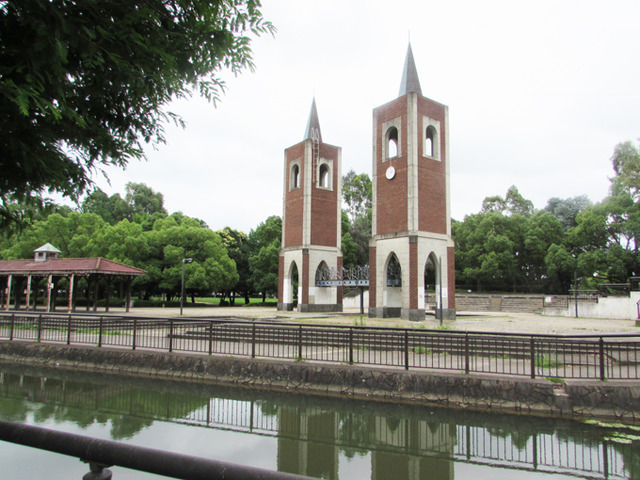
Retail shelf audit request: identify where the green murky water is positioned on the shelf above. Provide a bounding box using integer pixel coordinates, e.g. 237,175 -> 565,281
0,362 -> 637,480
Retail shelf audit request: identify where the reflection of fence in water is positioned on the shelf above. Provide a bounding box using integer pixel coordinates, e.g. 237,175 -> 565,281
457,425 -> 629,480
0,372 -> 633,480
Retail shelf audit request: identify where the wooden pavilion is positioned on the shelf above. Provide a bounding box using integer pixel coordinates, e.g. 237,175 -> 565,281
0,244 -> 146,313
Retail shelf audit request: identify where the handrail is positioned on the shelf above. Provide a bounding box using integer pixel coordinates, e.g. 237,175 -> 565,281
0,420 -> 313,480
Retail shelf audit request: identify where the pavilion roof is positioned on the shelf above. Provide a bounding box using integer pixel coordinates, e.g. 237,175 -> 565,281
0,257 -> 146,277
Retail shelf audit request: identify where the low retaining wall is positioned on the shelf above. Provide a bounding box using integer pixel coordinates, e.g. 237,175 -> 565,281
1,341 -> 638,423
456,294 -> 545,313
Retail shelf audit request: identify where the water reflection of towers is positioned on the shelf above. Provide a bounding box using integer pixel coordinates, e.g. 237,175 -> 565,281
277,406 -> 455,480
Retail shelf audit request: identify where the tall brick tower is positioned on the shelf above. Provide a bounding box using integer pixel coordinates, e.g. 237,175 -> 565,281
368,45 -> 456,320
278,99 -> 343,312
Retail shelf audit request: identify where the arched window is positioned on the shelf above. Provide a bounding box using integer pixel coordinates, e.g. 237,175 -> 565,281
291,163 -> 300,189
387,127 -> 398,159
315,261 -> 331,285
319,163 -> 330,188
424,124 -> 439,160
386,253 -> 402,287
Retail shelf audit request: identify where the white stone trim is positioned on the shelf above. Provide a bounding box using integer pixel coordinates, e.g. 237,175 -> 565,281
422,116 -> 441,161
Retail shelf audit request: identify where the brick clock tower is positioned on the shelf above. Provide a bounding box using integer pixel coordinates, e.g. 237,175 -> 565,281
277,99 -> 343,312
369,45 -> 456,320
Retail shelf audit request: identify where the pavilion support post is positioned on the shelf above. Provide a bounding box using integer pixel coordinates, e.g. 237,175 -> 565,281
26,276 -> 32,311
33,279 -> 39,311
93,276 -> 99,313
105,278 -> 111,313
5,275 -> 12,311
46,274 -> 53,313
68,274 -> 75,313
125,278 -> 132,313
14,277 -> 24,310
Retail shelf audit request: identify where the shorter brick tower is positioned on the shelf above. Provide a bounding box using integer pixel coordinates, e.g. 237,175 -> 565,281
278,99 -> 343,312
369,45 -> 456,320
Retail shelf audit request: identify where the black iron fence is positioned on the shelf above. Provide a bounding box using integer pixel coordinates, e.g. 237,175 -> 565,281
1,312 -> 639,380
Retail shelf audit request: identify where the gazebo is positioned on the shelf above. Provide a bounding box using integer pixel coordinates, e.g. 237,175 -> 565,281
0,244 -> 146,313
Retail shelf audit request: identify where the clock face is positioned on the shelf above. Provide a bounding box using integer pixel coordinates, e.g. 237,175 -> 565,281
385,166 -> 396,180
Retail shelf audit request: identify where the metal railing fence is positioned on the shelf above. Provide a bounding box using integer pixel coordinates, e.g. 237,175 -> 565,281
1,312 -> 639,380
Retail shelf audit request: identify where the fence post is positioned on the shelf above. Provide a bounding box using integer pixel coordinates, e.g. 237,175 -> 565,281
251,324 -> 256,358
37,314 -> 42,342
530,337 -> 536,379
98,317 -> 103,347
9,313 -> 14,341
404,331 -> 409,370
297,325 -> 303,360
349,328 -> 354,365
168,320 -> 174,352
132,318 -> 137,351
464,333 -> 470,374
67,315 -> 72,345
208,321 -> 214,355
599,337 -> 605,381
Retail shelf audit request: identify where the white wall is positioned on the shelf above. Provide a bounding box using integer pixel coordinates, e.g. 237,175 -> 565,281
543,292 -> 640,320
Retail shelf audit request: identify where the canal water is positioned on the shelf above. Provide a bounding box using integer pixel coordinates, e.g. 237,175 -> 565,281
0,362 -> 637,480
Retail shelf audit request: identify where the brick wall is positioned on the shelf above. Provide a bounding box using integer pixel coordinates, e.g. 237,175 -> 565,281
418,97 -> 447,234
284,143 -> 304,248
375,97 -> 409,235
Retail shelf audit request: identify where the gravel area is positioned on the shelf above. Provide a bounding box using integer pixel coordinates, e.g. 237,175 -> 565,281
106,306 -> 640,335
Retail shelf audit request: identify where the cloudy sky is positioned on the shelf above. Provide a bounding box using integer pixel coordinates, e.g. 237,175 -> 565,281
92,0 -> 640,233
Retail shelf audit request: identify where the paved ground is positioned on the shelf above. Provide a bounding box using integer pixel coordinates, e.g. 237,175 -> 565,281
101,306 -> 640,336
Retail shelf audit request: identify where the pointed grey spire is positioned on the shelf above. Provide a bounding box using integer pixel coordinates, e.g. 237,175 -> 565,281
303,98 -> 322,142
398,43 -> 422,97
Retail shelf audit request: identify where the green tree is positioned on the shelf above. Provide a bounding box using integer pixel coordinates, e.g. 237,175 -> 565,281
544,195 -> 592,231
151,214 -> 238,302
1,211 -> 107,260
545,244 -> 577,293
217,227 -> 252,304
81,190 -> 133,225
124,183 -> 168,218
481,185 -> 534,217
0,0 -> 273,225
610,139 -> 640,199
247,216 -> 281,301
342,170 -> 372,222
342,170 -> 372,267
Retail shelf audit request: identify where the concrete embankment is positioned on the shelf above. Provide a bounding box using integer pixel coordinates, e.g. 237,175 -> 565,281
1,341 -> 638,423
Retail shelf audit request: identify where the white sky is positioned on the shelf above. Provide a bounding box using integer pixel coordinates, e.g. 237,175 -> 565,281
92,0 -> 640,233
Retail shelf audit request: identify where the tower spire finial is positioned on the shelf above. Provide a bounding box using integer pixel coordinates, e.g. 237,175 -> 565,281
304,97 -> 322,142
398,43 -> 422,97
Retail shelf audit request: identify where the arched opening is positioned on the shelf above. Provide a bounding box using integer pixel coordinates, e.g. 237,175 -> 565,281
291,164 -> 300,189
424,253 -> 439,312
381,252 -> 403,314
386,253 -> 402,286
318,163 -> 330,189
387,127 -> 398,159
425,125 -> 437,159
283,261 -> 299,310
315,261 -> 330,285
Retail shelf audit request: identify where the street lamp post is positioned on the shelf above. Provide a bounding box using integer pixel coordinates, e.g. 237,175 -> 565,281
180,258 -> 193,315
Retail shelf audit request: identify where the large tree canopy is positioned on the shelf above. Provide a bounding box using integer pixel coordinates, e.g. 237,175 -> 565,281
0,0 -> 273,217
